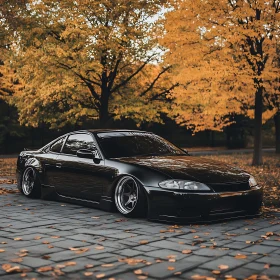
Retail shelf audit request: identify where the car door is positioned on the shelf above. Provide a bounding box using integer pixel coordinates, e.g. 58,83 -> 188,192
39,136 -> 66,188
54,132 -> 110,202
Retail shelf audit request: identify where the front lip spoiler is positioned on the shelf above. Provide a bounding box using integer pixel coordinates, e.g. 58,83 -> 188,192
148,211 -> 263,225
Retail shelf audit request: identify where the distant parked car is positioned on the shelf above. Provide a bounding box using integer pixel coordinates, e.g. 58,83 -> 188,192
17,129 -> 263,222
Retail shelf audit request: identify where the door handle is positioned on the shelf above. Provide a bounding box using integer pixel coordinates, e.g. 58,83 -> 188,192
56,163 -> 62,168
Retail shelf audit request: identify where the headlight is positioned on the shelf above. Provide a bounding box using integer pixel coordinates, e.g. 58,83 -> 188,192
159,180 -> 211,191
249,175 -> 258,187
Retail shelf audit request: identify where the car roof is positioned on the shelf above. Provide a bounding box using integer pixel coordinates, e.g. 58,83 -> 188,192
74,129 -> 151,134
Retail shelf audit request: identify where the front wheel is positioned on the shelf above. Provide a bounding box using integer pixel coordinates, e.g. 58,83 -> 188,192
114,176 -> 147,217
21,167 -> 41,198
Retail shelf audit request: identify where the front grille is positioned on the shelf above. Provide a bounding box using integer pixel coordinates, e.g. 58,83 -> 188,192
209,181 -> 250,192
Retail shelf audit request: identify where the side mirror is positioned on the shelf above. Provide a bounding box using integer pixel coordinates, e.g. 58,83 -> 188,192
76,149 -> 101,163
77,149 -> 94,159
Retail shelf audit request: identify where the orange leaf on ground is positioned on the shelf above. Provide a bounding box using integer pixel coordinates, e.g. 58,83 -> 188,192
85,264 -> 94,269
96,273 -> 105,278
84,272 -> 93,276
37,266 -> 53,272
101,264 -> 114,267
168,266 -> 175,270
64,261 -> 76,266
134,269 -> 142,275
182,249 -> 192,254
212,270 -> 221,274
139,240 -> 149,245
218,264 -> 229,270
235,254 -> 247,259
95,246 -> 104,250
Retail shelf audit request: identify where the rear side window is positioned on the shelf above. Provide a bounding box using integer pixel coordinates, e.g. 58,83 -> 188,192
62,133 -> 95,155
50,137 -> 66,153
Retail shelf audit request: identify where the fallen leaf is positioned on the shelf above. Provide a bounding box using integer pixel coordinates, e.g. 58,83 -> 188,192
95,246 -> 104,250
14,238 -> 22,241
101,264 -> 114,267
212,270 -> 221,274
56,264 -> 66,268
42,255 -> 51,260
138,276 -> 147,280
167,266 -> 175,271
51,236 -> 60,239
5,266 -> 21,273
85,264 -> 94,269
266,232 -> 273,236
10,258 -> 23,263
139,240 -> 149,245
84,272 -> 93,276
37,266 -> 53,272
169,258 -> 176,262
64,261 -> 76,266
91,216 -> 100,219
2,264 -> 12,271
245,241 -> 251,244
235,254 -> 247,259
206,277 -> 216,280
182,249 -> 192,254
134,269 -> 142,275
0,249 -> 5,253
218,264 -> 229,270
34,236 -> 42,240
42,241 -> 50,244
96,273 -> 105,278
264,264 -> 270,269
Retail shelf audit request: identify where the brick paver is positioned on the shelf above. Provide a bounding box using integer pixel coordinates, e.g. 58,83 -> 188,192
0,183 -> 279,279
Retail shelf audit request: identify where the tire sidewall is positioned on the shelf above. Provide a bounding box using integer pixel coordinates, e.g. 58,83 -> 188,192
21,167 -> 41,198
114,176 -> 147,218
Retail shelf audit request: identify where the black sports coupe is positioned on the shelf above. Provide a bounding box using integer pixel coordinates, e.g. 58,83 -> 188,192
17,129 -> 263,222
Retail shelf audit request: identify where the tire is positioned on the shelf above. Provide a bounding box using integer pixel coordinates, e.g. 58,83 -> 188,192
114,176 -> 147,218
21,167 -> 41,198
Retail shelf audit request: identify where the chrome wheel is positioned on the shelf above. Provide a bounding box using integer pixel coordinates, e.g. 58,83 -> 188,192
115,176 -> 139,215
22,167 -> 35,196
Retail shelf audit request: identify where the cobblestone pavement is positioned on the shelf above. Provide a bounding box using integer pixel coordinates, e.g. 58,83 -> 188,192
0,183 -> 280,280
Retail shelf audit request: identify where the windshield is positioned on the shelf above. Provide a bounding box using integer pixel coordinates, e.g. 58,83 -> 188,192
96,132 -> 187,159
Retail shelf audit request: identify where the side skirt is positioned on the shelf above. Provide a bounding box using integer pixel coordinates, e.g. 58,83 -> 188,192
41,184 -> 115,212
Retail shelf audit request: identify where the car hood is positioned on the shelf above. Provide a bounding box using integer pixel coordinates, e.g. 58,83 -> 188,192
115,155 -> 249,184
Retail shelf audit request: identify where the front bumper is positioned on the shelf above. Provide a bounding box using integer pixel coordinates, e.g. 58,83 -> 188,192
146,186 -> 263,223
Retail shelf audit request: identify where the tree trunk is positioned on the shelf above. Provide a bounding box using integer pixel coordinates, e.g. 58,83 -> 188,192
274,111 -> 280,154
252,88 -> 263,165
99,94 -> 109,128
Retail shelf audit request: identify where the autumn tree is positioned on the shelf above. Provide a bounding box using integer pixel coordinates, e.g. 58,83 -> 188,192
11,0 -> 176,129
163,0 -> 280,165
0,1 -> 25,148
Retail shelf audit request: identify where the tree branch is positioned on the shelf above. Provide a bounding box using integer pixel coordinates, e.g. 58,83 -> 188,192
111,53 -> 157,93
139,66 -> 172,97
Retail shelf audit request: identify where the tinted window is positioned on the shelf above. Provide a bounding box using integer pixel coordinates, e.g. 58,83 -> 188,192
62,133 -> 96,155
50,137 -> 66,153
96,132 -> 186,158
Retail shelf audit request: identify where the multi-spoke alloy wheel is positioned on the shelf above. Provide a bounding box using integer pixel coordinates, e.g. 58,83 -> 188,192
115,176 -> 139,215
21,167 -> 40,198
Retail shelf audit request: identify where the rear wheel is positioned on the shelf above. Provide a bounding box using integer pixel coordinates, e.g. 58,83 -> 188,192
114,176 -> 147,217
21,167 -> 41,198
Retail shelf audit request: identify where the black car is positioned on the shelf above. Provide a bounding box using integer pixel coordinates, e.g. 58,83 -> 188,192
17,129 -> 263,222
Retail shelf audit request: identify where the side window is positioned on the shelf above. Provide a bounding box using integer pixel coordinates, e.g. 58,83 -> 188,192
50,137 -> 66,153
62,133 -> 96,155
